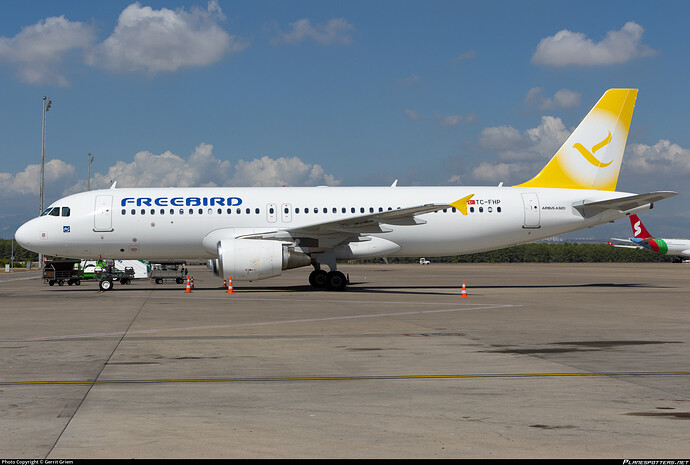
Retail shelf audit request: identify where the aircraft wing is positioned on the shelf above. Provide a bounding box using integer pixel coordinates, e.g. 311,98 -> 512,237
238,202 -> 454,247
574,191 -> 677,216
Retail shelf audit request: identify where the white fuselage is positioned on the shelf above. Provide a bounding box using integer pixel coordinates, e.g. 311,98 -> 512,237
16,186 -> 641,260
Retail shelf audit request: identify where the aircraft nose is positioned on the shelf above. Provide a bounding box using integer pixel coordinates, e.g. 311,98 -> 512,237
15,219 -> 37,250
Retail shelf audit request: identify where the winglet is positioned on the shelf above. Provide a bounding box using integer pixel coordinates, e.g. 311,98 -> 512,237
450,194 -> 475,215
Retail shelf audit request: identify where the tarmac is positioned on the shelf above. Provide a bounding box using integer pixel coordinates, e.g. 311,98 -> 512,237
0,262 -> 688,459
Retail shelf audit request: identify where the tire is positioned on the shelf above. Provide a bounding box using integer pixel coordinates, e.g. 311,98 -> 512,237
176,278 -> 184,284
156,278 -> 163,284
326,271 -> 347,291
99,278 -> 113,291
309,269 -> 328,289
49,280 -> 56,286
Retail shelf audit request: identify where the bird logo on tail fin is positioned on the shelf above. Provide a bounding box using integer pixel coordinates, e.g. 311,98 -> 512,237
573,131 -> 613,168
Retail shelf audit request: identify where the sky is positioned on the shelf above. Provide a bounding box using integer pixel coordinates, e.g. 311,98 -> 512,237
1,0 -> 690,241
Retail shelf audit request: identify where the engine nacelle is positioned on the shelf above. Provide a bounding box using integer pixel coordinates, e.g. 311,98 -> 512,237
212,239 -> 311,281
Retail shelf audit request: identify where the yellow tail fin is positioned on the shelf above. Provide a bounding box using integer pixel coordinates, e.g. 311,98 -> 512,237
517,88 -> 637,191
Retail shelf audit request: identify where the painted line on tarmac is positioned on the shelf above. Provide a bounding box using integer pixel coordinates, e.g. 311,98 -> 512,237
0,275 -> 40,283
0,304 -> 517,342
3,371 -> 689,386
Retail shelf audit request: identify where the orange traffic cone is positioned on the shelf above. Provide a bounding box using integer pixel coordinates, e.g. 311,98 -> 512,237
226,276 -> 234,294
185,276 -> 192,293
460,280 -> 468,298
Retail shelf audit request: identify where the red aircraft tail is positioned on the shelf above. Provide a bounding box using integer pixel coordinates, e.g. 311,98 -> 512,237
629,214 -> 653,239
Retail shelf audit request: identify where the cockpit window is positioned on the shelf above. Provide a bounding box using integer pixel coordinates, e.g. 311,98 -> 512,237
61,207 -> 70,217
41,208 -> 53,216
49,207 -> 60,216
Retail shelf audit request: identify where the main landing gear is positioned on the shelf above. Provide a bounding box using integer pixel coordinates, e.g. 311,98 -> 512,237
309,269 -> 348,291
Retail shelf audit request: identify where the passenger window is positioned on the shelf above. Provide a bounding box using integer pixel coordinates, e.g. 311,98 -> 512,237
160,209 -> 165,215
141,209 -> 145,215
131,209 -> 136,215
61,207 -> 70,217
296,208 -> 300,214
351,207 -> 355,213
497,207 -> 502,213
452,207 -> 456,213
150,209 -> 155,215
333,207 -> 337,213
255,208 -> 260,214
236,208 -> 241,214
170,209 -> 174,215
227,208 -> 232,214
304,208 -> 309,214
179,209 -> 184,215
189,208 -> 194,214
479,207 -> 483,213
218,208 -> 223,214
488,207 -> 493,213
470,207 -> 474,213
284,207 -> 289,214
270,207 -> 275,214
360,207 -> 365,213
323,208 -> 327,214
122,209 -> 126,215
314,208 -> 318,214
379,207 -> 383,212
246,208 -> 250,214
369,207 -> 374,213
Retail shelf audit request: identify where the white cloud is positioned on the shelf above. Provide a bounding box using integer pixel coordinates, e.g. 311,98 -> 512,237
0,159 -> 77,197
472,161 -> 529,183
469,116 -> 572,183
405,109 -> 422,122
525,87 -> 581,109
625,140 -> 690,175
58,143 -> 340,193
86,1 -> 247,74
230,156 -> 340,187
531,21 -> 657,67
397,74 -> 420,87
272,18 -> 354,45
0,15 -> 96,86
454,50 -> 476,62
439,113 -> 476,126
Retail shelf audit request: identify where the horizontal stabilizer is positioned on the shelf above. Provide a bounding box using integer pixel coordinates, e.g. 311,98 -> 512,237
574,191 -> 677,215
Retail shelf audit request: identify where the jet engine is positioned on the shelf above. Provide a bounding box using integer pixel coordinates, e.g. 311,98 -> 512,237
209,239 -> 311,281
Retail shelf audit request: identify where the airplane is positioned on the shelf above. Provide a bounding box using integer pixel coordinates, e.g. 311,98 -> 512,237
15,88 -> 677,291
608,214 -> 690,262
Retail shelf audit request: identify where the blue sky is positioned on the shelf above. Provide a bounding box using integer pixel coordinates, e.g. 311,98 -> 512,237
2,0 -> 690,240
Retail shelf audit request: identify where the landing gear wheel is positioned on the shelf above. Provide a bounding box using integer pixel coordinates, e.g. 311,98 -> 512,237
99,278 -> 113,291
326,271 -> 347,291
309,269 -> 328,289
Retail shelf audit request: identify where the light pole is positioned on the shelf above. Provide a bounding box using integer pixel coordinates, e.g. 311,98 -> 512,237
87,153 -> 94,190
39,96 -> 51,269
